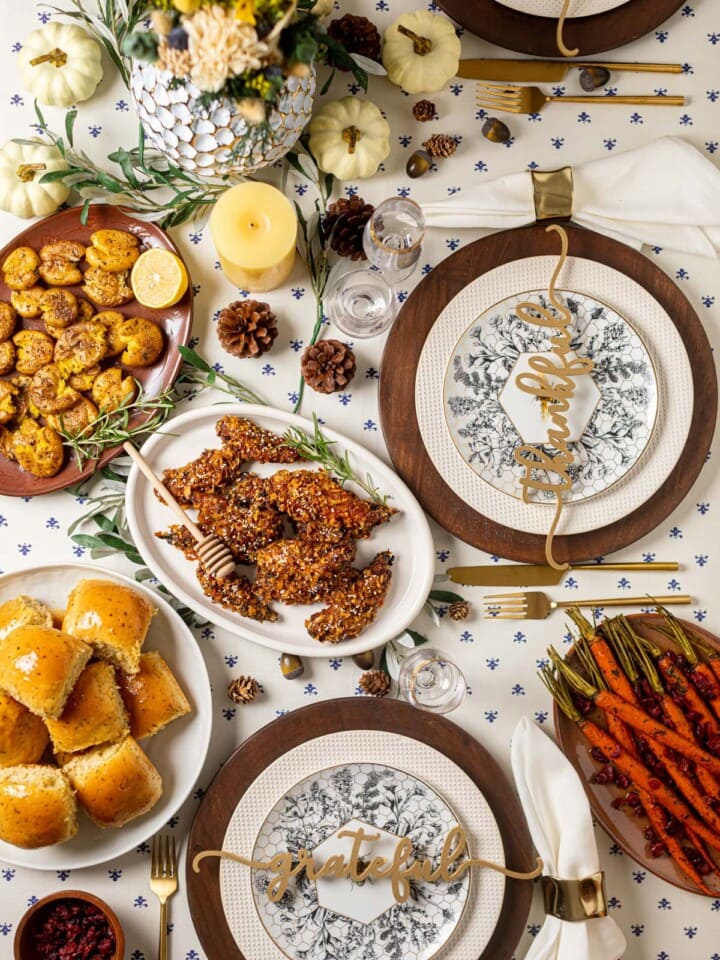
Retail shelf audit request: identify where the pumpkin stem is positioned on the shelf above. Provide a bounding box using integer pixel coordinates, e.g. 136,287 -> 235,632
29,47 -> 68,69
397,24 -> 432,56
342,125 -> 362,154
16,163 -> 47,183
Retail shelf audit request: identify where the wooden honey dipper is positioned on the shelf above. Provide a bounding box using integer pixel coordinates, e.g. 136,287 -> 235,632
123,441 -> 236,580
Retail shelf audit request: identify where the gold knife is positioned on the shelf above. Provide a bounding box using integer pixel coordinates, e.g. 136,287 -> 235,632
457,59 -> 684,82
443,562 -> 679,587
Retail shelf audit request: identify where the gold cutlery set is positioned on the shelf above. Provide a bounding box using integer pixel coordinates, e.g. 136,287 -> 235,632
459,59 -> 685,113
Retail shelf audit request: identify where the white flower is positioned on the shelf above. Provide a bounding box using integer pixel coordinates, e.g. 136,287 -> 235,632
184,7 -> 270,93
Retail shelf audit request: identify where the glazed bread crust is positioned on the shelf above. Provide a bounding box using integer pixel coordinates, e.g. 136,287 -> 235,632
0,625 -> 92,719
118,651 -> 191,740
62,580 -> 155,675
0,595 -> 53,641
45,660 -> 130,754
0,692 -> 49,766
61,736 -> 162,828
0,764 -> 77,848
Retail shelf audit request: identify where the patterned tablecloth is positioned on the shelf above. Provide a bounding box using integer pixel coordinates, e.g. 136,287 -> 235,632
0,2 -> 718,958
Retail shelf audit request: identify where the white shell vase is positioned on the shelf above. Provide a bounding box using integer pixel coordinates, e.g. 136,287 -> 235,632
130,62 -> 316,178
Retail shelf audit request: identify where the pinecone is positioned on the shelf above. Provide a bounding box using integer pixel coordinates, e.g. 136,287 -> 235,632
228,675 -> 259,704
423,133 -> 458,158
217,300 -> 278,358
321,196 -> 374,261
413,99 -> 437,122
359,669 -> 391,698
327,14 -> 382,64
301,339 -> 356,394
448,600 -> 470,621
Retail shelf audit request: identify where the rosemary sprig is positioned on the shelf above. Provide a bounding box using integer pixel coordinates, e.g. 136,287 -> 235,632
177,345 -> 266,405
59,380 -> 176,468
283,414 -> 389,505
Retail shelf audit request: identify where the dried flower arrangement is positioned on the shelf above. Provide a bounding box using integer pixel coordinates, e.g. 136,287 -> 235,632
122,0 -> 364,125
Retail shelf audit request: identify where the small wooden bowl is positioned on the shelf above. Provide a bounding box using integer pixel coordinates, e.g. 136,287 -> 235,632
14,890 -> 125,960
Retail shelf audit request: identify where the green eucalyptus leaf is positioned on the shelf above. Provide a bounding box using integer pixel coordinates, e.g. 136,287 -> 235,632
428,590 -> 467,604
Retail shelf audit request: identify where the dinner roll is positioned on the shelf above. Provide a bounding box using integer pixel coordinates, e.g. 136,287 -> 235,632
62,580 -> 155,675
118,651 -> 191,740
0,692 -> 49,766
0,765 -> 77,848
0,625 -> 92,719
45,661 -> 129,755
0,594 -> 52,641
61,736 -> 162,828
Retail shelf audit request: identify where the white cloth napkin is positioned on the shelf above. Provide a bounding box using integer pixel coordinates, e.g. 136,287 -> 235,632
510,717 -> 627,960
422,137 -> 720,258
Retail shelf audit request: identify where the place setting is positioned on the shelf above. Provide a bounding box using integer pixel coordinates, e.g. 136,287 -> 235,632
1,0 -> 720,959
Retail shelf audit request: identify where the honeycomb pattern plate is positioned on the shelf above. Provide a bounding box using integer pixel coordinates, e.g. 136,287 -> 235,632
443,289 -> 658,504
250,763 -> 471,960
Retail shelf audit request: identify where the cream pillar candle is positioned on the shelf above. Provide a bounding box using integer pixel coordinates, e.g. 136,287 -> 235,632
210,182 -> 297,292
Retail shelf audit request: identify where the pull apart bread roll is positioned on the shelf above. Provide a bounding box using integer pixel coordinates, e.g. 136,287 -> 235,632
45,660 -> 129,754
0,625 -> 92,719
62,579 -> 155,675
0,691 -> 49,766
0,594 -> 52,641
62,736 -> 162,828
118,651 -> 191,740
0,765 -> 77,847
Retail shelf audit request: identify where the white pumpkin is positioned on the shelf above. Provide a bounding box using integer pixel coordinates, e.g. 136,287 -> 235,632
382,11 -> 460,94
0,141 -> 70,219
18,23 -> 103,108
309,97 -> 390,180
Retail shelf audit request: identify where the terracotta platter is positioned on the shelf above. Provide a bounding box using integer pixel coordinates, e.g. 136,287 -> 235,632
0,204 -> 193,496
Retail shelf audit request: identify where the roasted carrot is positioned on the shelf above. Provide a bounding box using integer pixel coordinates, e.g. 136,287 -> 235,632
569,609 -> 636,702
658,609 -> 720,723
641,634 -> 720,738
641,792 -> 713,894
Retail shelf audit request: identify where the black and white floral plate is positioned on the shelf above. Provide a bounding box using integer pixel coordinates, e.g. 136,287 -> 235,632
443,289 -> 658,504
250,763 -> 470,960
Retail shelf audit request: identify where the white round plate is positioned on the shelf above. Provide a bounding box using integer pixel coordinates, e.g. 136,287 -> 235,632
444,289 -> 657,504
494,0 -> 629,17
126,404 -> 435,658
0,562 -> 212,871
251,763 -> 470,960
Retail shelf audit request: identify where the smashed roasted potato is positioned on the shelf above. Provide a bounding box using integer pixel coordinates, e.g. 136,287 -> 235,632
0,341 -> 15,376
91,367 -> 137,411
0,302 -> 16,342
82,267 -> 133,307
2,247 -> 40,291
9,418 -> 64,477
0,228 -> 172,478
86,230 -> 141,273
13,330 -> 55,375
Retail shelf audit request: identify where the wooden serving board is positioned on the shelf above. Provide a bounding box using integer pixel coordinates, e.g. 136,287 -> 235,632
555,613 -> 720,896
436,0 -> 685,57
186,698 -> 535,960
378,223 -> 717,564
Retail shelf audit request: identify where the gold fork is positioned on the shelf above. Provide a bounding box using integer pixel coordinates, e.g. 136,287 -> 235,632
150,833 -> 178,960
476,83 -> 685,115
482,591 -> 691,620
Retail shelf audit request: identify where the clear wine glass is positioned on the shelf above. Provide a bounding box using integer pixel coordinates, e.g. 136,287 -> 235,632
397,648 -> 467,714
362,197 -> 425,281
324,263 -> 398,338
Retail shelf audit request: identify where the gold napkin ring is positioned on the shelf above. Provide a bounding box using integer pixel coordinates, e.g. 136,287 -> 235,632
541,871 -> 608,921
532,167 -> 574,221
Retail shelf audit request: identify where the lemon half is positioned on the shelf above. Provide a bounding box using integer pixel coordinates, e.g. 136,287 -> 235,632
130,248 -> 189,309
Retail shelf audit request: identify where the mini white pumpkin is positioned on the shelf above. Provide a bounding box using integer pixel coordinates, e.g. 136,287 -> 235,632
309,97 -> 390,180
18,23 -> 103,108
0,141 -> 70,219
382,11 -> 461,94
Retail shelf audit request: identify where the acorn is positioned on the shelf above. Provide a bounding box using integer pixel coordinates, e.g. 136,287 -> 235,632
280,653 -> 304,680
406,149 -> 432,179
579,66 -> 611,91
352,650 -> 375,670
482,117 -> 511,143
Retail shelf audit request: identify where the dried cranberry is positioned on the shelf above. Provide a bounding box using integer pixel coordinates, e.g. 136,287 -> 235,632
644,827 -> 658,842
30,897 -> 116,960
650,841 -> 667,857
616,774 -> 631,789
648,778 -> 662,790
626,790 -> 641,805
611,797 -> 625,810
590,747 -> 608,763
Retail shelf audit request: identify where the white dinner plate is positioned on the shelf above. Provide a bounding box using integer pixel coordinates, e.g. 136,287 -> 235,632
494,0 -> 630,17
0,563 -> 212,870
126,404 -> 435,658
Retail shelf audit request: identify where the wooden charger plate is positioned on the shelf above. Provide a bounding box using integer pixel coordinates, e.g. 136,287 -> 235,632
0,204 -> 193,496
186,698 -> 535,960
555,613 -> 720,896
379,223 -> 717,564
437,0 -> 685,57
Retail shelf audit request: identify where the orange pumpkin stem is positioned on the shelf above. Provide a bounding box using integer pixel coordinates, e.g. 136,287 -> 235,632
29,47 -> 68,69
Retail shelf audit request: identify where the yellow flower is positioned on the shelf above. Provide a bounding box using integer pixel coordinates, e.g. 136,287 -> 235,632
173,0 -> 201,12
234,0 -> 256,24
